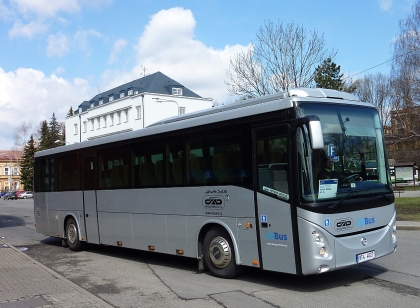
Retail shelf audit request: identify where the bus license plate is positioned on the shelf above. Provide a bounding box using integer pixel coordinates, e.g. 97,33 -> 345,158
356,250 -> 375,263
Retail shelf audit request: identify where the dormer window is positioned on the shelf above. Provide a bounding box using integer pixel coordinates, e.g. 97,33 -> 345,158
90,102 -> 94,108
109,95 -> 114,102
120,92 -> 125,99
172,87 -> 183,95
79,107 -> 82,114
99,100 -> 103,105
128,89 -> 133,96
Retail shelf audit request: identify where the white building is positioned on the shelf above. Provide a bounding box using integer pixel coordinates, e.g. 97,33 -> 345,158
65,72 -> 213,144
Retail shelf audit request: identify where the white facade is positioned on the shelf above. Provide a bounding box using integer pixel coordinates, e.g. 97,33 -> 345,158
65,92 -> 213,144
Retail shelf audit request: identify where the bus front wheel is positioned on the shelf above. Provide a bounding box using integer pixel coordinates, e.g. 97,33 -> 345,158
203,226 -> 241,278
65,217 -> 86,251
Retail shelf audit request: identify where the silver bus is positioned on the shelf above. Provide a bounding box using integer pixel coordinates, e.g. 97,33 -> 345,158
34,88 -> 397,278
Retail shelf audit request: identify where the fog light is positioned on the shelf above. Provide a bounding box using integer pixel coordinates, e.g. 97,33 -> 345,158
314,236 -> 325,247
319,247 -> 327,257
392,232 -> 396,242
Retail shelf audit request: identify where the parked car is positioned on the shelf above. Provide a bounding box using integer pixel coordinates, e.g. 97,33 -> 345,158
2,192 -> 10,200
5,191 -> 17,200
18,191 -> 33,199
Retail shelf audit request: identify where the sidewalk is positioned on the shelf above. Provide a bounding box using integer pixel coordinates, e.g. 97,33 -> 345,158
0,239 -> 113,308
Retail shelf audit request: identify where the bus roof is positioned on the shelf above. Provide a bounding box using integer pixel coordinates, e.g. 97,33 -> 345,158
35,88 -> 363,158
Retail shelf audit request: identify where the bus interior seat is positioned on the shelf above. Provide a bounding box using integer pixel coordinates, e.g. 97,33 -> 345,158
213,153 -> 232,184
111,165 -> 126,188
190,156 -> 207,185
139,161 -> 156,186
155,160 -> 163,186
172,158 -> 183,185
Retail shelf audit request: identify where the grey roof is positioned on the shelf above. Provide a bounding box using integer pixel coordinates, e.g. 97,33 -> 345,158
75,71 -> 201,114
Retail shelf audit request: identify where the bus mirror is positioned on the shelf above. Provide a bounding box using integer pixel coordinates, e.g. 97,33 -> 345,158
309,120 -> 324,150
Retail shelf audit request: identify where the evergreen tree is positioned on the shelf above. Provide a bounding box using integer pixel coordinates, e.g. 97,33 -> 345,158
20,135 -> 37,191
49,113 -> 61,148
314,58 -> 344,90
67,107 -> 74,117
38,120 -> 52,150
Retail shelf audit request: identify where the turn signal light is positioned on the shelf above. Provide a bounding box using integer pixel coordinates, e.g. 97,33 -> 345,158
117,241 -> 122,246
148,245 -> 155,251
176,249 -> 184,255
252,260 -> 259,266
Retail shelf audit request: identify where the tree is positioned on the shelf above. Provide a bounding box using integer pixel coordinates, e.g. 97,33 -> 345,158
225,21 -> 336,98
19,135 -> 37,191
13,121 -> 32,151
354,73 -> 392,126
38,120 -> 52,151
49,113 -> 61,148
314,58 -> 357,93
67,107 -> 74,117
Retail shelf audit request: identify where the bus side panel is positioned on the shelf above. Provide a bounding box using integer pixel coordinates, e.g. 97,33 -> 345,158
132,214 -> 168,253
166,215 -> 189,256
236,218 -> 259,267
97,212 -> 134,248
34,193 -> 50,236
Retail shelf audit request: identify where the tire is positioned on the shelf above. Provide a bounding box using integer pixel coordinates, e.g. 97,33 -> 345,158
65,217 -> 86,251
203,226 -> 242,278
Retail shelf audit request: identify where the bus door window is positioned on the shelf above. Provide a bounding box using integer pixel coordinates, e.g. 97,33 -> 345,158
131,140 -> 164,188
166,137 -> 184,186
257,127 -> 289,201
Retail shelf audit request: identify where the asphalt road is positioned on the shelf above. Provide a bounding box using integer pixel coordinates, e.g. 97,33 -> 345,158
1,198 -> 420,308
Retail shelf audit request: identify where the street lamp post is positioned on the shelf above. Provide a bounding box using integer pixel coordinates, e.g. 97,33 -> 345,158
152,98 -> 180,115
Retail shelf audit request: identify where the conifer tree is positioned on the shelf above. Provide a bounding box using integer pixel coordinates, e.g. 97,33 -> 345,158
19,135 -> 37,191
38,120 -> 52,150
314,58 -> 344,90
49,113 -> 61,148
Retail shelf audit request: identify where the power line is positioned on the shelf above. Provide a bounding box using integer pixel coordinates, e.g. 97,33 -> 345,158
343,48 -> 420,80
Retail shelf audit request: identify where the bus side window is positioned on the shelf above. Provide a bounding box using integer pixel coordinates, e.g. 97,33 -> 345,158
166,137 -> 184,187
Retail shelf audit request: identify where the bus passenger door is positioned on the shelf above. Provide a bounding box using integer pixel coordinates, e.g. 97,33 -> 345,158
254,124 -> 296,274
82,155 -> 100,244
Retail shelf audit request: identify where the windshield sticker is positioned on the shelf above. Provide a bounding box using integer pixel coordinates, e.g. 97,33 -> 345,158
263,186 -> 289,200
318,179 -> 338,199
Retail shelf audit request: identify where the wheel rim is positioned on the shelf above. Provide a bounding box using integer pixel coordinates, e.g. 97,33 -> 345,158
209,236 -> 232,269
67,223 -> 78,244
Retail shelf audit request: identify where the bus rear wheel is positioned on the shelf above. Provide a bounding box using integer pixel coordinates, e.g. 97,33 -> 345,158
65,217 -> 86,251
203,226 -> 241,278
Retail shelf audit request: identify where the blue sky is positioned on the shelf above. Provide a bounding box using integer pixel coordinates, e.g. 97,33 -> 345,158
0,0 -> 415,149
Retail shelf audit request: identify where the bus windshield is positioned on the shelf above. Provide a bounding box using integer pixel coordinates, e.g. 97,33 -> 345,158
297,102 -> 393,204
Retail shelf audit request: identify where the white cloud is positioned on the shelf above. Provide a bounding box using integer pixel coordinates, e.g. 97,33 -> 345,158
103,7 -> 248,102
10,0 -> 80,18
74,29 -> 101,55
378,0 -> 393,11
46,33 -> 69,57
8,19 -> 48,38
0,66 -> 92,149
108,39 -> 127,64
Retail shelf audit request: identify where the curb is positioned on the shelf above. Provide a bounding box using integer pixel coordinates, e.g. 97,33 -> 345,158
1,239 -> 114,308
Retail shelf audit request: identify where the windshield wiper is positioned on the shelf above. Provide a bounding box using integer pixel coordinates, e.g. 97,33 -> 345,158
329,190 -> 359,210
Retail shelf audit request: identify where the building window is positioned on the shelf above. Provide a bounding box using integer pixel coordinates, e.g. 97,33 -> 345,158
99,100 -> 103,105
97,117 -> 100,129
120,92 -> 125,99
83,121 -> 87,133
136,106 -> 141,119
109,95 -> 114,102
4,167 -> 9,176
110,113 -> 114,126
128,89 -> 133,96
103,116 -> 107,128
124,110 -> 129,122
74,123 -> 78,135
90,119 -> 94,131
172,87 -> 183,95
90,102 -> 94,108
13,167 -> 18,175
179,107 -> 186,115
134,90 -> 138,95
117,112 -> 121,124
